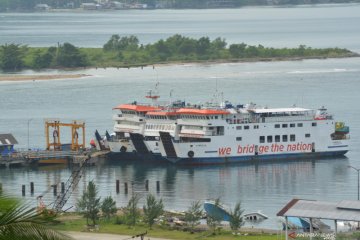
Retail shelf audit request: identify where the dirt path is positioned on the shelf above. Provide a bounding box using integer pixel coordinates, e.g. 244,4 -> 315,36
66,231 -> 170,240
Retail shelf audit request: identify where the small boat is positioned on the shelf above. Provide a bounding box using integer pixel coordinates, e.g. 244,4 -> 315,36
244,211 -> 268,221
203,200 -> 231,221
280,217 -> 330,231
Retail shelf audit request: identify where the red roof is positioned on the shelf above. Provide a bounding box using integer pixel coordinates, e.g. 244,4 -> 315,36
113,104 -> 160,112
177,108 -> 230,115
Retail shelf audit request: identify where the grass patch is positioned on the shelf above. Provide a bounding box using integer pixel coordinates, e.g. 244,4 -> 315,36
52,214 -> 282,240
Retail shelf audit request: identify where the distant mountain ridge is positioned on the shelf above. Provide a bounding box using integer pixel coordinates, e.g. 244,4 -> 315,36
1,0 -> 360,12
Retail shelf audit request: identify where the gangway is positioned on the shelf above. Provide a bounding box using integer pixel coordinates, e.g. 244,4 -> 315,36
52,155 -> 90,212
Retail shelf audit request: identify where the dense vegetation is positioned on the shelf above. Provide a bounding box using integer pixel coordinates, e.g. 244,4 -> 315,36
1,0 -> 360,11
0,34 -> 357,71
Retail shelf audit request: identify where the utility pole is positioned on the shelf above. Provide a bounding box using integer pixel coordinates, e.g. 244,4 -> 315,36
27,119 -> 33,150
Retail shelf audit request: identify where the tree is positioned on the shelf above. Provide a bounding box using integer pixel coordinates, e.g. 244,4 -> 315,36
143,194 -> 164,229
123,194 -> 141,227
184,201 -> 203,233
0,44 -> 27,71
103,35 -> 139,51
32,50 -> 53,69
228,202 -> 244,233
0,193 -> 72,240
101,196 -> 117,221
76,181 -> 101,226
55,42 -> 87,67
196,37 -> 210,55
206,198 -> 223,235
103,34 -> 120,51
229,43 -> 247,58
211,37 -> 227,51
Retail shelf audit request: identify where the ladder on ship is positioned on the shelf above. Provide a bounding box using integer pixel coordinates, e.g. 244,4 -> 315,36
52,155 -> 90,212
130,133 -> 149,154
159,132 -> 177,158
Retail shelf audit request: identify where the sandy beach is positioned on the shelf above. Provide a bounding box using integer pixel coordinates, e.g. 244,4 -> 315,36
0,74 -> 90,82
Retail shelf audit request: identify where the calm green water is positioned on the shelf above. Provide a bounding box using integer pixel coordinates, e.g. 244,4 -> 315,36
1,5 -> 360,229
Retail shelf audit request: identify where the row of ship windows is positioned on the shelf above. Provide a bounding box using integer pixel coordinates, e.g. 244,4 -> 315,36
236,122 -> 317,130
275,122 -> 317,128
236,134 -> 311,142
182,115 -> 220,120
145,124 -> 175,131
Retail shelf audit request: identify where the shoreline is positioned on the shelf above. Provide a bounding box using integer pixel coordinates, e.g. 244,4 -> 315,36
0,74 -> 91,82
0,54 -> 358,82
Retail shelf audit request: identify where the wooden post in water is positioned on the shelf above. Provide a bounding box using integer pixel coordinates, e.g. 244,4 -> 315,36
145,180 -> 149,191
61,182 -> 65,194
22,185 -> 25,196
156,181 -> 160,192
53,184 -> 57,196
30,182 -> 34,194
116,180 -> 120,193
124,182 -> 128,194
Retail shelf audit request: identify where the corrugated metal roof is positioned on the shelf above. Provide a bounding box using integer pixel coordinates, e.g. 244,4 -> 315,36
0,134 -> 18,145
337,200 -> 360,210
277,199 -> 360,221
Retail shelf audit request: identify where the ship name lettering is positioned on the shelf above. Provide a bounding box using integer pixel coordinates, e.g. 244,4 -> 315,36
237,144 -> 255,154
218,147 -> 232,155
286,143 -> 312,151
271,144 -> 284,152
236,142 -> 312,155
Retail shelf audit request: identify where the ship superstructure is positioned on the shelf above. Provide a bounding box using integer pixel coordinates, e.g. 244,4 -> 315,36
157,104 -> 349,164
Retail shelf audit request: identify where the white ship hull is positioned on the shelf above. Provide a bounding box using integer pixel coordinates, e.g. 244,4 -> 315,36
158,113 -> 349,165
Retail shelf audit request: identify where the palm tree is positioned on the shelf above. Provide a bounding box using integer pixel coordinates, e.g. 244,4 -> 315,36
0,193 -> 72,240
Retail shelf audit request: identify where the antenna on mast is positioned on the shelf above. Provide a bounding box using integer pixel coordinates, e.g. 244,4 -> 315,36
145,82 -> 160,105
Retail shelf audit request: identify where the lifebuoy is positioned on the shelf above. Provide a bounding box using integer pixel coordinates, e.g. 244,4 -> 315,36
188,151 -> 194,158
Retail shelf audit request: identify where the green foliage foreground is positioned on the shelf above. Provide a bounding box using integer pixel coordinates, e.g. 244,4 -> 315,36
0,193 -> 72,240
0,34 -> 358,71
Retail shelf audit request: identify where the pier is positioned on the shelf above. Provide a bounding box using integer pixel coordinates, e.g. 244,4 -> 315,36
0,150 -> 109,167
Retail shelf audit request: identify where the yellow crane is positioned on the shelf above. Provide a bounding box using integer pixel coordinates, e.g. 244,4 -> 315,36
45,119 -> 85,151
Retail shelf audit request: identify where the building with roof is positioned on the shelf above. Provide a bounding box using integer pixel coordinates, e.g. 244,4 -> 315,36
0,134 -> 18,156
277,198 -> 360,239
34,4 -> 50,11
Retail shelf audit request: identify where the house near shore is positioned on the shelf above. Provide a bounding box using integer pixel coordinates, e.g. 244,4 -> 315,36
0,134 -> 18,157
81,3 -> 99,10
34,4 -> 50,11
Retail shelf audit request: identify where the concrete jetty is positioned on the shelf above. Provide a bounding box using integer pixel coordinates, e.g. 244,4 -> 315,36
0,150 -> 109,167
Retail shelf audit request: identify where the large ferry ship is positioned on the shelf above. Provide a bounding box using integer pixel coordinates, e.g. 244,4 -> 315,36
106,85 -> 186,160
157,103 -> 350,164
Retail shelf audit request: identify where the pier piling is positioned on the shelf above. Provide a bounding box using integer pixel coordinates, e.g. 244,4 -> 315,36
116,180 -> 120,193
53,184 -> 57,196
156,181 -> 160,192
30,182 -> 34,194
145,180 -> 149,191
124,182 -> 128,194
22,185 -> 25,196
61,182 -> 65,194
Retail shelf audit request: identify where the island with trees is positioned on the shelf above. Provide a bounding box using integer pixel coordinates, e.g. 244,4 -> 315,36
0,34 -> 358,71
